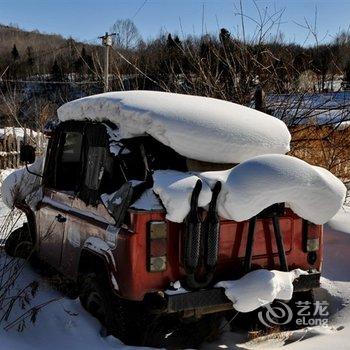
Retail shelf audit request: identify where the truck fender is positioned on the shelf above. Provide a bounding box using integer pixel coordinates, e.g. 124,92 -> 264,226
15,202 -> 37,245
79,237 -> 119,292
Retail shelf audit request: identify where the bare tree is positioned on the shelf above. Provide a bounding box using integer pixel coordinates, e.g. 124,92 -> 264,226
111,19 -> 142,50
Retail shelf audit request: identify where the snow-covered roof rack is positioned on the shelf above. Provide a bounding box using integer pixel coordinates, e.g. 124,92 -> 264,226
58,90 -> 291,164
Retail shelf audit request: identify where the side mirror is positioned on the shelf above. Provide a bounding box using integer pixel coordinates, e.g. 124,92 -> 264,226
20,144 -> 36,164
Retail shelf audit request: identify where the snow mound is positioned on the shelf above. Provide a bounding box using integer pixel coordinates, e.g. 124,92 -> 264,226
325,206 -> 350,235
0,127 -> 40,140
216,268 -> 306,313
0,251 -> 125,350
1,158 -> 43,208
153,170 -> 212,222
199,154 -> 346,225
57,91 -> 291,164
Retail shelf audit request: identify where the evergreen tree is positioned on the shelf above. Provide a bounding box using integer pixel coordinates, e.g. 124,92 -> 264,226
82,47 -> 94,72
173,35 -> 182,48
219,28 -> 231,46
166,34 -> 175,49
81,46 -> 87,60
51,60 -> 63,81
74,53 -> 84,73
344,60 -> 350,83
26,46 -> 35,67
11,44 -> 20,61
74,47 -> 94,74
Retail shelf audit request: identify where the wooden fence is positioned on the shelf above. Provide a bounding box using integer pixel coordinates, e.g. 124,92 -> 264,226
0,127 -> 45,169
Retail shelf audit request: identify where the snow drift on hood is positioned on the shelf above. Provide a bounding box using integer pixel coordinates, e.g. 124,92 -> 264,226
152,155 -> 346,224
57,91 -> 291,164
199,154 -> 346,225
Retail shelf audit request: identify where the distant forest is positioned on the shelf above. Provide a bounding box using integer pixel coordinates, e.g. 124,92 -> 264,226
0,20 -> 350,128
1,21 -> 350,98
1,21 -> 350,180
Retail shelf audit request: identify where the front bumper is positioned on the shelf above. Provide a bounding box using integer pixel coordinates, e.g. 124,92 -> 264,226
161,270 -> 321,315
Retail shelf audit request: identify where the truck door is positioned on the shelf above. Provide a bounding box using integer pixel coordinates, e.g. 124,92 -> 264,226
37,127 -> 84,269
60,123 -> 117,278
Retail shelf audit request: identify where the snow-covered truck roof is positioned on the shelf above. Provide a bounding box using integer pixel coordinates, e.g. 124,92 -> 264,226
57,91 -> 291,164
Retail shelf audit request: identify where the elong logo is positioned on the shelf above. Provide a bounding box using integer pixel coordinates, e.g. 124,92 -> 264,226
258,300 -> 329,327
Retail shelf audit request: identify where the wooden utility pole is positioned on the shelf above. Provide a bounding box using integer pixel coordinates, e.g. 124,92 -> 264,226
99,32 -> 116,92
254,84 -> 266,112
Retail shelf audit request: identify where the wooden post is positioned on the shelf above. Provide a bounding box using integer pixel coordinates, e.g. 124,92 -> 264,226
254,85 -> 266,112
4,133 -> 9,168
16,133 -> 20,167
0,140 -> 3,169
36,132 -> 40,150
30,128 -> 34,145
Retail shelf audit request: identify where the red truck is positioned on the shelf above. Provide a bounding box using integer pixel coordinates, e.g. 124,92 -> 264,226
6,117 -> 322,347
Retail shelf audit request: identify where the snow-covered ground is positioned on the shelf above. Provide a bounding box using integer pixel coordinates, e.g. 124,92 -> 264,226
0,167 -> 350,349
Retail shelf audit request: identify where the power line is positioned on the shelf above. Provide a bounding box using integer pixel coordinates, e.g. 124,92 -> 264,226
110,45 -> 167,91
0,79 -> 100,85
132,0 -> 148,19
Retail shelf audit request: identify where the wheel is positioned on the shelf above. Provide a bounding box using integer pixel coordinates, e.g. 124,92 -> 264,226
79,272 -> 156,345
153,313 -> 223,348
79,273 -> 113,319
5,223 -> 33,259
79,272 -> 223,348
79,273 -> 126,340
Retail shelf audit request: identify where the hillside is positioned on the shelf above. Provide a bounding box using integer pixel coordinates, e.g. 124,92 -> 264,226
0,24 -> 68,53
0,24 -> 102,79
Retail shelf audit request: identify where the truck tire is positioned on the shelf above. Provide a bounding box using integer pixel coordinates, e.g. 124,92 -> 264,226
5,223 -> 33,259
79,272 -> 222,347
79,273 -> 160,345
79,273 -> 119,329
145,313 -> 222,348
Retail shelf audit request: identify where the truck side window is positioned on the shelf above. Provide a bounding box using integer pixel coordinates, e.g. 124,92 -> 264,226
79,146 -> 108,206
84,147 -> 106,191
54,131 -> 83,192
118,148 -> 146,182
96,148 -> 146,197
61,132 -> 83,162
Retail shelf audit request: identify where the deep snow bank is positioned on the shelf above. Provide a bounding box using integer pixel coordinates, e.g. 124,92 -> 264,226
1,158 -> 43,208
325,206 -> 350,235
216,269 -> 306,312
57,91 -> 291,164
198,154 -> 346,225
0,127 -> 40,140
0,251 -> 128,350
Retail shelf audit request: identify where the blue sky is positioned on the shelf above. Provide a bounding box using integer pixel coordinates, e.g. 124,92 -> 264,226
0,0 -> 349,46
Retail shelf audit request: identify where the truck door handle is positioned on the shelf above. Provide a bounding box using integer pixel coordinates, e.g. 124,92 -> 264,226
55,214 -> 67,223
